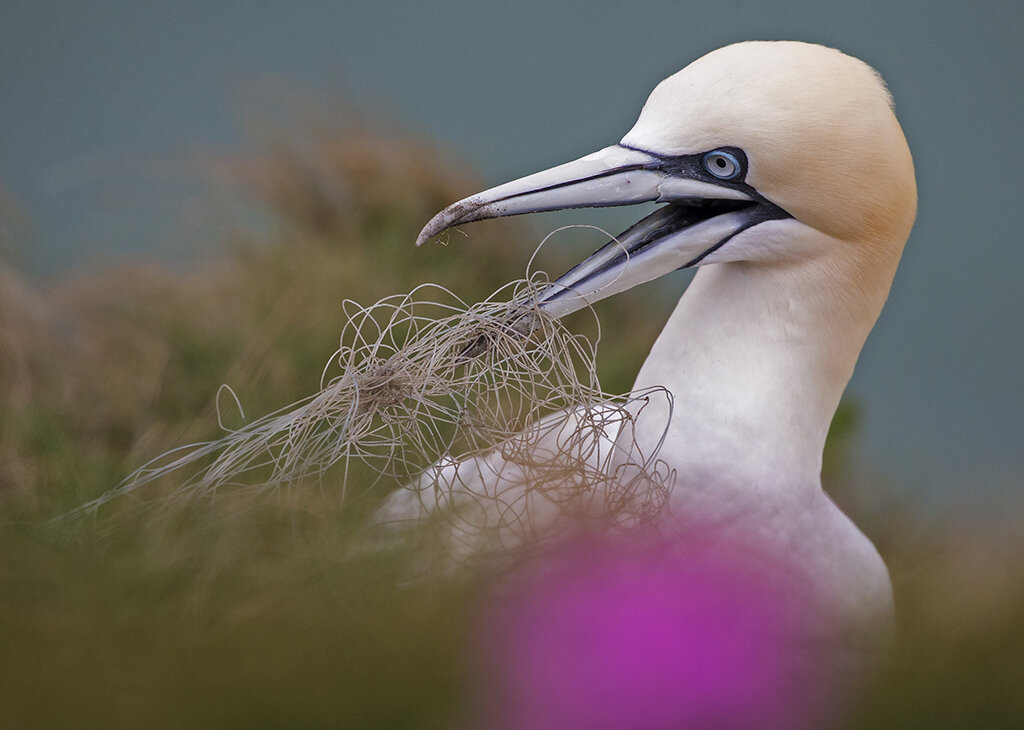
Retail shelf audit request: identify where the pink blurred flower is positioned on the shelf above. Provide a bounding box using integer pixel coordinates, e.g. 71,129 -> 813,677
471,531 -> 837,730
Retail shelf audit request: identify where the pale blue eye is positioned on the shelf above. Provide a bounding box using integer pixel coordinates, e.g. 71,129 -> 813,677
703,150 -> 741,180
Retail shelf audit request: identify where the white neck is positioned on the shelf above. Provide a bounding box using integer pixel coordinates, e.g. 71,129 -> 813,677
618,230 -> 904,637
627,232 -> 898,508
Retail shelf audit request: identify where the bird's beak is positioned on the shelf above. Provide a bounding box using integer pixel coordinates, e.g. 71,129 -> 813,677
417,144 -> 783,319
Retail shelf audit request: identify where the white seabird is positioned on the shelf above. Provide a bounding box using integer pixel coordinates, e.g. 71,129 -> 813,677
404,41 -> 917,645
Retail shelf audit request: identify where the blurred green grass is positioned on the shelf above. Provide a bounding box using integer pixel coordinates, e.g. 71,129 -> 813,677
1,112 -> 1022,728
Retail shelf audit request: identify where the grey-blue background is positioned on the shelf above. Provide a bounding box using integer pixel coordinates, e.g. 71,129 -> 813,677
2,0 -> 1021,506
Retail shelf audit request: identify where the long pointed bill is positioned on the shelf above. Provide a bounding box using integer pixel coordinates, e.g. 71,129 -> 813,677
416,145 -> 751,247
418,143 -> 788,322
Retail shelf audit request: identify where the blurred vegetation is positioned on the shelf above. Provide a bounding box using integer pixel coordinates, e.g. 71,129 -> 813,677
1,110 -> 1022,728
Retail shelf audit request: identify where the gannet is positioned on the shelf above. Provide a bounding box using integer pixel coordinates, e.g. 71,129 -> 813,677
407,41 -> 917,644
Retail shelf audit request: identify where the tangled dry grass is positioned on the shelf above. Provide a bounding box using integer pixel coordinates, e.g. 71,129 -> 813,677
63,276 -> 673,554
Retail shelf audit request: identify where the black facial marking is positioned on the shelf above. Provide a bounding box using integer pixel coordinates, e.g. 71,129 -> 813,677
616,143 -> 768,203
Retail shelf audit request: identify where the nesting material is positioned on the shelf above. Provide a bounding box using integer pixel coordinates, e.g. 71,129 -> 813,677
67,276 -> 673,546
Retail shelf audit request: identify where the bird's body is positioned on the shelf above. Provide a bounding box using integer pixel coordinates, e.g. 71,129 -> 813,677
394,41 -> 916,653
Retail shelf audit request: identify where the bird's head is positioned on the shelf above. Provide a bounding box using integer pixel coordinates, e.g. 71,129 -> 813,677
418,41 -> 917,318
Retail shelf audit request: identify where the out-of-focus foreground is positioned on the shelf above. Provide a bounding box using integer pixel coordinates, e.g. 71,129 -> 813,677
1,117 -> 1022,728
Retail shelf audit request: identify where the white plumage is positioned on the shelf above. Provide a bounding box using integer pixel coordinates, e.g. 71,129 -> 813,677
391,41 -> 917,650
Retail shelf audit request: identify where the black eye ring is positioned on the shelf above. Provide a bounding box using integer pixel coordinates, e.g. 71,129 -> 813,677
703,150 -> 742,180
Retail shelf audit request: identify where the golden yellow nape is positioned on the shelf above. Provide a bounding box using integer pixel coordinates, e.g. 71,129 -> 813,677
623,41 -> 917,243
